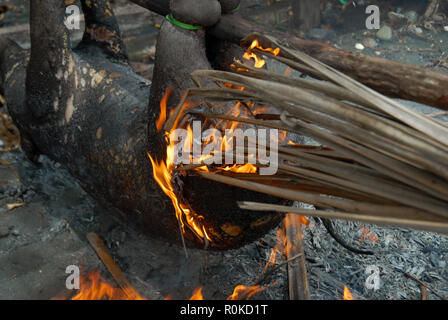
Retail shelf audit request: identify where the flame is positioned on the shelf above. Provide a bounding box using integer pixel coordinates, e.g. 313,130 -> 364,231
249,39 -> 281,56
149,88 -> 261,242
66,270 -> 267,301
243,39 -> 280,69
221,163 -> 257,174
252,105 -> 270,115
148,151 -> 211,241
261,213 -> 309,276
343,286 -> 354,300
149,88 -> 212,242
243,52 -> 266,69
279,130 -> 287,144
298,215 -> 310,225
189,287 -> 204,300
149,41 -> 281,242
70,270 -> 145,300
156,87 -> 172,131
227,285 -> 267,300
287,140 -> 300,146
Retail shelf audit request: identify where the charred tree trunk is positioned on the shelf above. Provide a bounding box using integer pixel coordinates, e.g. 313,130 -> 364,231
291,0 -> 321,30
130,0 -> 448,110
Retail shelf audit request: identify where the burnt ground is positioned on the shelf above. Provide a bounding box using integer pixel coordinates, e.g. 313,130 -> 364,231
1,0 -> 448,300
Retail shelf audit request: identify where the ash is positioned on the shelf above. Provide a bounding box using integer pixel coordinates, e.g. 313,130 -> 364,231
1,150 -> 447,300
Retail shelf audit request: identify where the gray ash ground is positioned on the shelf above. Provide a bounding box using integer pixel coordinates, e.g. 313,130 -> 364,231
1,0 -> 448,300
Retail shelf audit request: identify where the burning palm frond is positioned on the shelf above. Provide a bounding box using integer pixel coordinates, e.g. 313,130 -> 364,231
176,33 -> 448,235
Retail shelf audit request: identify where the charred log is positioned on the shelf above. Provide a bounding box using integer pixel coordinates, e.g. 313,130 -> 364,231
0,0 -> 281,250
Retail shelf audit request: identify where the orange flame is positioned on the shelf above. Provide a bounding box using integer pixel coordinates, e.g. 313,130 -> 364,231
243,39 -> 280,69
261,213 -> 309,276
343,286 -> 354,300
299,215 -> 310,226
150,51 -> 285,243
148,151 -> 211,241
149,88 -> 212,242
189,287 -> 204,300
156,87 -> 173,132
66,270 -> 269,301
221,163 -> 257,174
249,39 -> 281,56
70,270 -> 145,300
227,285 -> 267,300
243,52 -> 266,69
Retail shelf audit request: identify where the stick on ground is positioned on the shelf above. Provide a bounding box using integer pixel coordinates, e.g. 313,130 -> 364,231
284,213 -> 310,300
86,232 -> 144,300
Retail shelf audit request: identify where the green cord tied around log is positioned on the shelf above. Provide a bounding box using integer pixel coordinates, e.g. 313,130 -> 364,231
166,3 -> 240,30
166,13 -> 203,30
230,4 -> 240,14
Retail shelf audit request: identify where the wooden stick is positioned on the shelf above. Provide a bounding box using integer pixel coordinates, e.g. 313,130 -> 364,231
397,269 -> 446,300
86,232 -> 144,300
421,285 -> 429,300
284,213 -> 310,300
254,253 -> 303,286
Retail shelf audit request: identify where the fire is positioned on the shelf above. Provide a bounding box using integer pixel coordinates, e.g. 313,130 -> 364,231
221,163 -> 257,174
149,39 -> 281,243
70,270 -> 145,300
343,286 -> 354,300
243,39 -> 280,69
189,287 -> 204,300
66,270 -> 267,300
249,39 -> 281,56
261,213 -> 309,276
149,88 -> 213,241
151,93 -> 263,240
156,87 -> 172,131
227,285 -> 267,300
149,98 -> 258,242
148,150 -> 211,241
243,51 -> 266,69
298,215 -> 310,226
